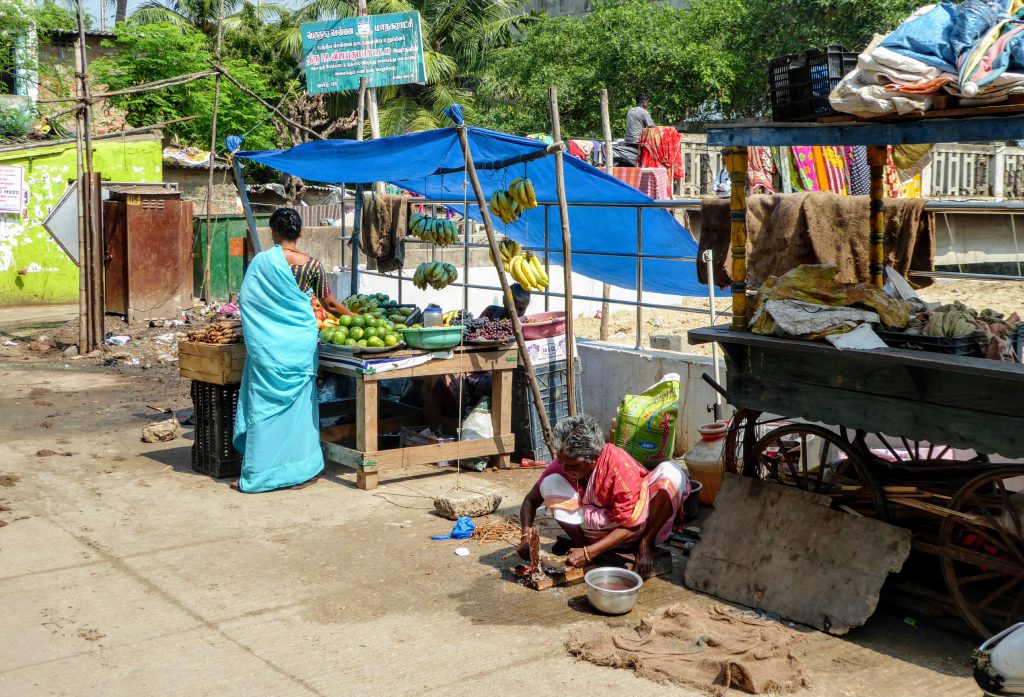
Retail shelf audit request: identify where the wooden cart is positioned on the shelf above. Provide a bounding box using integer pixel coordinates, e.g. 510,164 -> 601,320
318,345 -> 518,490
690,114 -> 1024,637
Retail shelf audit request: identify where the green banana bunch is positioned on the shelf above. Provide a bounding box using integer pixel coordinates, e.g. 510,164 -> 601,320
489,190 -> 520,224
413,261 -> 459,290
509,177 -> 538,209
409,214 -> 460,246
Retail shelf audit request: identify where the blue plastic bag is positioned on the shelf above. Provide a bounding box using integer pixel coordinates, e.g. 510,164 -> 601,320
431,516 -> 475,540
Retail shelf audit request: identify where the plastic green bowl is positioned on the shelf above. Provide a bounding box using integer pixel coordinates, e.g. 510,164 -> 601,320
400,326 -> 465,350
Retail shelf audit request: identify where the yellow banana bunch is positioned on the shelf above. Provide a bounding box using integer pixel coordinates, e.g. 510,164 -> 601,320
509,177 -> 538,209
506,252 -> 549,291
409,213 -> 459,246
413,261 -> 458,290
442,310 -> 460,326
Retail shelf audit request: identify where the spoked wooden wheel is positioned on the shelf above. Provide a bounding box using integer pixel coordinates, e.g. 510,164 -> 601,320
722,408 -> 762,476
940,467 -> 1024,638
868,433 -> 989,466
752,423 -> 887,520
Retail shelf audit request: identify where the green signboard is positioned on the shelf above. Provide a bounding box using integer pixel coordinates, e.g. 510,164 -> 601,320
302,12 -> 427,94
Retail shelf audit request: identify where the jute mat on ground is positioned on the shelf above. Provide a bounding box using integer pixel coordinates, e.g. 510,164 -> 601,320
567,604 -> 811,696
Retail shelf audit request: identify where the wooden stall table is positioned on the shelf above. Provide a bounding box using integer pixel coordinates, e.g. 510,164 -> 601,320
318,345 -> 518,490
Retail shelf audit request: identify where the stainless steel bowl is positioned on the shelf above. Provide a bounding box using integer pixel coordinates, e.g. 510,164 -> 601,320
584,567 -> 643,615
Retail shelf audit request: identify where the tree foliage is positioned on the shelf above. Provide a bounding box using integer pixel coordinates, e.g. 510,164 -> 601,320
92,23 -> 280,149
476,0 -> 920,135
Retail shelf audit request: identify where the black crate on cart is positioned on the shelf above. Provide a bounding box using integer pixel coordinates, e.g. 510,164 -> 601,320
190,380 -> 242,478
770,46 -> 857,121
512,358 -> 583,462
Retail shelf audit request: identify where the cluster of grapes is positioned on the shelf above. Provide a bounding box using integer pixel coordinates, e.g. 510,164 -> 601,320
449,311 -> 475,327
467,317 -> 514,342
463,317 -> 489,333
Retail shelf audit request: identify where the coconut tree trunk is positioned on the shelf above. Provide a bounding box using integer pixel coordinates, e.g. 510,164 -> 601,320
115,0 -> 128,23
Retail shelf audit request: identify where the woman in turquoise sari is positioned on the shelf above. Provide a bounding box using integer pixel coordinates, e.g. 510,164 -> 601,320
233,208 -> 354,493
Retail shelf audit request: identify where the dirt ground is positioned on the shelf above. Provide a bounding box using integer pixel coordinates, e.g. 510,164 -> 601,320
575,279 -> 1024,356
0,309 -> 986,696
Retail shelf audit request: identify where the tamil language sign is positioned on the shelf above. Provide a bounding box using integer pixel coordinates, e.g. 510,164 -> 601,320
302,12 -> 426,94
0,165 -> 26,215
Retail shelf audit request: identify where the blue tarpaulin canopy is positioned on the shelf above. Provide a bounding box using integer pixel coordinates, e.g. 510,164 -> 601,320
238,126 -> 704,296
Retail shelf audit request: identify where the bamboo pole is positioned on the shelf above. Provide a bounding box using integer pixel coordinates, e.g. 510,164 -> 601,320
548,87 -> 577,416
454,125 -> 555,455
599,89 -> 613,341
204,0 -> 226,303
867,145 -> 887,288
10,116 -> 199,149
725,146 -> 748,330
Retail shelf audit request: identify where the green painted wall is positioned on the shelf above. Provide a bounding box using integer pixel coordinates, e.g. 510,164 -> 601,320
0,135 -> 163,306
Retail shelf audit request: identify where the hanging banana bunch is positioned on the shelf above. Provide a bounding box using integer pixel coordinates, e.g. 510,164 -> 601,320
505,251 -> 549,292
488,239 -> 522,271
489,190 -> 523,224
412,261 -> 459,290
409,213 -> 460,246
508,177 -> 538,209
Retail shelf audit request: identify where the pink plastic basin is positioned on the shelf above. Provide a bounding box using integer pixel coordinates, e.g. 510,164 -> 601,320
521,311 -> 566,340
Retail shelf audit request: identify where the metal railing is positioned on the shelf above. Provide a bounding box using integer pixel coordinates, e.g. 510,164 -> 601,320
329,196 -> 722,351
298,193 -> 1024,353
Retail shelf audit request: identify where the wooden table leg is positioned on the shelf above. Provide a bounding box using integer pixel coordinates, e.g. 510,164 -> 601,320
357,469 -> 379,490
490,368 -> 513,469
356,378 -> 378,459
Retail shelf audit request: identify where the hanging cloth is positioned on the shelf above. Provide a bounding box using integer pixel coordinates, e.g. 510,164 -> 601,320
848,146 -> 870,196
791,147 -> 820,191
771,147 -> 794,194
746,147 -> 776,193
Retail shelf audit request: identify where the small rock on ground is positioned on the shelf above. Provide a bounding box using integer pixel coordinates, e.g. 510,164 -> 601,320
141,418 -> 180,443
433,490 -> 502,520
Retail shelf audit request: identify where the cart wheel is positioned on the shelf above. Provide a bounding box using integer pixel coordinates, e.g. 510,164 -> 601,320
752,423 -> 887,520
940,467 -> 1024,638
722,408 -> 762,477
869,434 -> 989,466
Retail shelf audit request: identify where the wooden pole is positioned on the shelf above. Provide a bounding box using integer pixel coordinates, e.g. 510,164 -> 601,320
454,125 -> 555,454
214,65 -> 323,142
73,39 -> 87,354
204,0 -> 225,303
599,89 -> 613,341
548,87 -> 576,416
89,172 -> 104,335
867,145 -> 887,288
75,1 -> 101,351
725,146 -> 748,330
38,70 -> 219,104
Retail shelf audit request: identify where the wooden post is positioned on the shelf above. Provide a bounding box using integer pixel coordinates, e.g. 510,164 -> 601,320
453,125 -> 555,455
725,146 -> 748,330
74,3 -> 100,352
73,40 -> 87,354
89,172 -> 104,341
230,156 -> 261,257
867,145 -> 887,288
599,89 -> 613,341
204,0 -> 225,302
548,87 -> 577,416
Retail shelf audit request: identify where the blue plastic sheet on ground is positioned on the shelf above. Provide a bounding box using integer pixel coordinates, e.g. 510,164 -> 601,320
431,516 -> 476,540
238,127 -> 705,296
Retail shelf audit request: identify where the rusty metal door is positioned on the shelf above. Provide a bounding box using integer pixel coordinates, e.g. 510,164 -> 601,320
103,200 -> 129,315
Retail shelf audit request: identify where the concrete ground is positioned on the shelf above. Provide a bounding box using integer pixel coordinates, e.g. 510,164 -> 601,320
0,334 -> 983,696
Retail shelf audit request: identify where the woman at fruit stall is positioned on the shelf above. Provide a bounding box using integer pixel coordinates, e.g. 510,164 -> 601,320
515,414 -> 690,577
231,208 -> 354,493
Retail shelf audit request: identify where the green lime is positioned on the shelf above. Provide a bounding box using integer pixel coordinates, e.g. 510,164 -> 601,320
339,315 -> 352,327
335,327 -> 349,340
363,326 -> 378,339
393,323 -> 407,330
349,326 -> 364,341
344,338 -> 357,346
352,315 -> 366,328
357,339 -> 368,347
368,337 -> 384,348
331,332 -> 346,345
318,329 -> 334,342
383,334 -> 398,347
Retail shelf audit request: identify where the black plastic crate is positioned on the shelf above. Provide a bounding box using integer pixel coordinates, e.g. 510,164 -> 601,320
770,46 -> 857,121
190,380 -> 242,478
876,331 -> 981,357
512,358 -> 583,462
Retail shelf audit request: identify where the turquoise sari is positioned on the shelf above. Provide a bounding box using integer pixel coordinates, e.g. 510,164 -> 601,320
233,245 -> 323,492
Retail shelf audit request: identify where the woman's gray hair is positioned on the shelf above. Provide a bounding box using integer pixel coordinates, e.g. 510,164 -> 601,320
552,414 -> 605,463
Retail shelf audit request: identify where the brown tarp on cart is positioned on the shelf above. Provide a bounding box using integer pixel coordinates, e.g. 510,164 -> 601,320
697,193 -> 934,289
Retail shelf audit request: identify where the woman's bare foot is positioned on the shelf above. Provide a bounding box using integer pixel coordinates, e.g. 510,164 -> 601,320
230,480 -> 241,491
